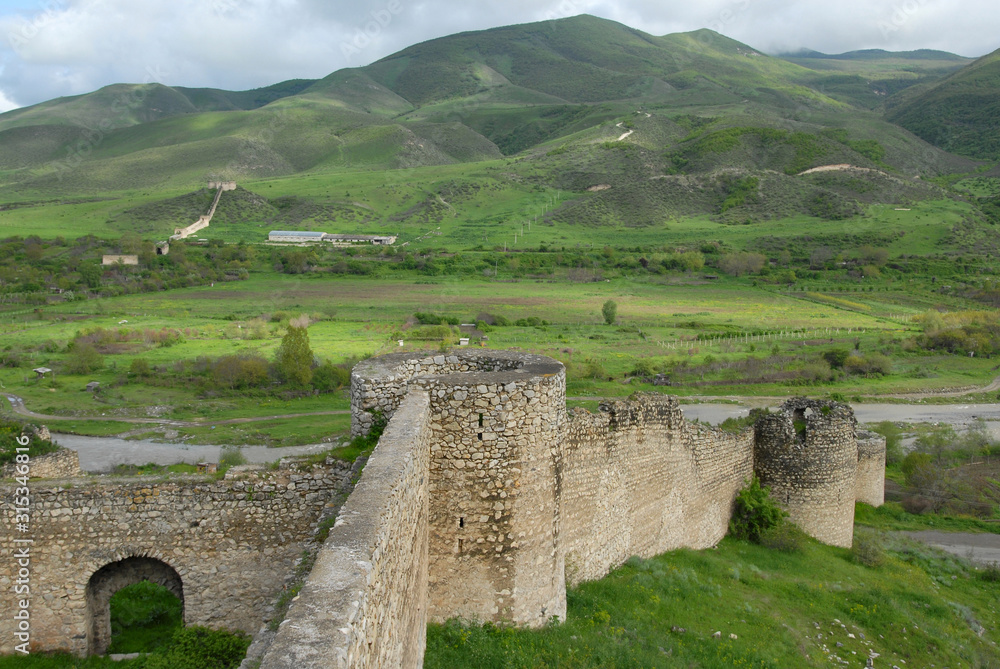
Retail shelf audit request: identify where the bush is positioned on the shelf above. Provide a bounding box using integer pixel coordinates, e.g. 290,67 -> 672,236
311,359 -> 351,392
130,358 -> 152,377
602,299 -> 617,325
0,419 -> 60,465
219,446 -> 247,472
212,353 -> 269,389
134,625 -> 251,669
729,475 -> 788,543
64,341 -> 103,374
851,528 -> 886,567
758,521 -> 807,552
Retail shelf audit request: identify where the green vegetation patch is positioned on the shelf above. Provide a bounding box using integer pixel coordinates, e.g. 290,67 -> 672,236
426,529 -> 1000,667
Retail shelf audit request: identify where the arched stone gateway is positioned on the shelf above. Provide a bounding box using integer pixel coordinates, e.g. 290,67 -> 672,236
86,556 -> 184,655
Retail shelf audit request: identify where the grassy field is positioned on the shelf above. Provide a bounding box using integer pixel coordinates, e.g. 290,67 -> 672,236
425,505 -> 1000,668
0,267 -> 995,451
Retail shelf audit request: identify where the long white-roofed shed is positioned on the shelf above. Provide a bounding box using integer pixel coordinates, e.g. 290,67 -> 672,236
268,231 -> 326,243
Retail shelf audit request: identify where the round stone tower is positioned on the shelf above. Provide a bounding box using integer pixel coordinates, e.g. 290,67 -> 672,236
351,350 -> 567,627
753,398 -> 859,547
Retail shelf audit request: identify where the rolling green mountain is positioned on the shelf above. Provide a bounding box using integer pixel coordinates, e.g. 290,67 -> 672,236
0,14 -> 992,231
779,48 -> 973,109
886,48 -> 1000,160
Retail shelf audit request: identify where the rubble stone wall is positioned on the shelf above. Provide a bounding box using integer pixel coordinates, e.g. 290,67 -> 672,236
260,391 -> 432,669
558,396 -> 754,585
0,462 -> 351,656
856,430 -> 888,507
754,399 -> 859,548
1,448 -> 82,479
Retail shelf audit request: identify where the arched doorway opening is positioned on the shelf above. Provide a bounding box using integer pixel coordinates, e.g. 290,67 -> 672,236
86,557 -> 184,655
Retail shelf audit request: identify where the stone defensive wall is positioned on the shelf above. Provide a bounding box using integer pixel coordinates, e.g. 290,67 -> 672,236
753,398 -> 881,547
279,349 -> 884,666
0,461 -> 351,656
559,396 -> 754,585
0,447 -> 82,479
856,429 -> 888,507
260,390 -> 432,669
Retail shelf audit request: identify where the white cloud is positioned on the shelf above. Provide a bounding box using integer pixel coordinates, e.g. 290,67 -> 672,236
0,0 -> 996,109
0,87 -> 18,112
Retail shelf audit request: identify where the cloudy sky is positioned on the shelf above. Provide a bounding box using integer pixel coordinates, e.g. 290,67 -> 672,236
0,0 -> 996,112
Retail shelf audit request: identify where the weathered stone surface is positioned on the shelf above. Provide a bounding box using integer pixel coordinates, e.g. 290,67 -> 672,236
260,391 -> 431,669
0,447 -> 81,479
0,462 -> 351,656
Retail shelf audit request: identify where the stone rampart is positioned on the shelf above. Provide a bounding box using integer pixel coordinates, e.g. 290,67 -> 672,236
0,462 -> 351,656
559,395 -> 754,585
1,447 -> 82,479
260,391 -> 432,669
856,430 -> 887,507
414,355 -> 566,627
754,399 -> 859,547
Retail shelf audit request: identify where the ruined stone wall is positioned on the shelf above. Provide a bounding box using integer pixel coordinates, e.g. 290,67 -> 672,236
416,356 -> 566,627
559,395 -> 754,585
0,463 -> 350,655
0,448 -> 82,479
260,391 -> 432,669
754,399 -> 859,548
856,430 -> 887,507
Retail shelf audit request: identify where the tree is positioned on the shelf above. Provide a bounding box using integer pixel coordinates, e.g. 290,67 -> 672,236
65,342 -> 103,374
602,299 -> 617,325
274,325 -> 313,386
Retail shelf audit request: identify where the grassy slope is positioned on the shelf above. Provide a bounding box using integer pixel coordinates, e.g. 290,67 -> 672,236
426,514 -> 1000,668
0,15 -> 980,203
887,48 -> 1000,160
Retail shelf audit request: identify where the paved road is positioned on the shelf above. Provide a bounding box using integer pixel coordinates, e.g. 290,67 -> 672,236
680,403 -> 1000,438
904,530 -> 1000,565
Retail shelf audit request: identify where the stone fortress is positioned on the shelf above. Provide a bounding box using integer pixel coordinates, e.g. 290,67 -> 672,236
0,349 -> 885,667
260,349 -> 885,668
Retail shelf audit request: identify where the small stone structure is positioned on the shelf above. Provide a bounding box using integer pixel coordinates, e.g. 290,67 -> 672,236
261,349 -> 885,668
101,255 -> 138,266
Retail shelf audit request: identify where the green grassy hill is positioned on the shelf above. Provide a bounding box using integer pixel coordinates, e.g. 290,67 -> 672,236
0,14 -> 993,230
887,47 -> 1000,160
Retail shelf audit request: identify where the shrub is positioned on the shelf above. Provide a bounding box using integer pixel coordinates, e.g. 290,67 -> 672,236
219,446 -> 246,472
852,528 -> 886,567
979,562 -> 1000,582
65,341 -> 103,374
758,521 -> 807,552
274,325 -> 313,387
130,358 -> 152,377
311,359 -> 351,392
729,475 -> 788,543
212,353 -> 269,389
0,419 -> 59,465
602,299 -> 617,325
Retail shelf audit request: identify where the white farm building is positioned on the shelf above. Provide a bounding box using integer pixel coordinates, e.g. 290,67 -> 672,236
268,231 -> 326,243
267,231 -> 397,245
